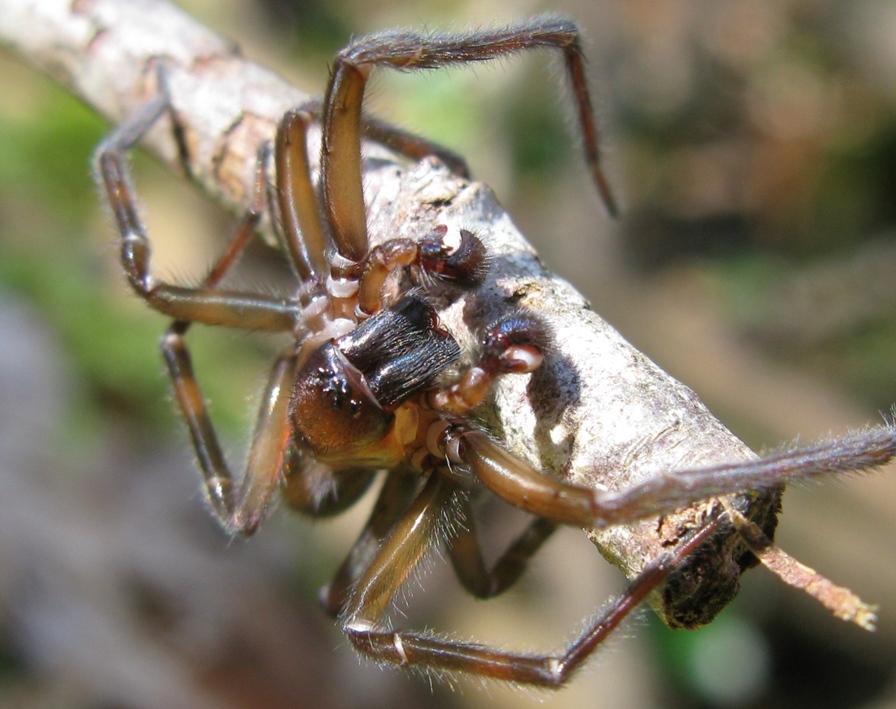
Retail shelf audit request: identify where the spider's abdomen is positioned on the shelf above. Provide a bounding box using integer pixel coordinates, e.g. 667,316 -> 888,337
290,296 -> 460,467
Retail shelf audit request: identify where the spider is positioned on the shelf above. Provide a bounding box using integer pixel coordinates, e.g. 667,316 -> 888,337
94,16 -> 896,687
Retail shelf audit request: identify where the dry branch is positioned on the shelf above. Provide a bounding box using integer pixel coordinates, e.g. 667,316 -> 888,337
0,0 -> 777,626
722,500 -> 877,631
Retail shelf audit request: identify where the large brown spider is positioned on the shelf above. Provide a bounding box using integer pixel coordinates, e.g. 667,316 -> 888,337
95,16 -> 896,687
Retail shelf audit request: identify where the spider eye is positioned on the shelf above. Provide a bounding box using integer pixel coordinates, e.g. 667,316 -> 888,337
291,345 -> 393,462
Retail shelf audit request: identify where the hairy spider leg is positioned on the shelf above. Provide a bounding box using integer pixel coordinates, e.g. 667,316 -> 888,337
163,340 -> 299,534
320,469 -> 423,617
322,472 -> 559,614
448,421 -> 896,529
274,109 -> 329,284
361,113 -> 471,177
95,98 -> 314,534
173,142 -> 270,326
160,145 -> 305,533
340,473 -> 720,686
95,97 -> 298,332
448,503 -> 558,600
321,15 -> 619,265
301,96 -> 471,177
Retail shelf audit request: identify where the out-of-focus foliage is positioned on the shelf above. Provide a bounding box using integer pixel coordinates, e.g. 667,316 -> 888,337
599,2 -> 896,413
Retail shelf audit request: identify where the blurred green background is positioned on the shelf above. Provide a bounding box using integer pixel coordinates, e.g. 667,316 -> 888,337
1,1 -> 896,708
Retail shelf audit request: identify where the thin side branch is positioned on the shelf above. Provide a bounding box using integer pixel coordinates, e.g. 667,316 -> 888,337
722,500 -> 877,630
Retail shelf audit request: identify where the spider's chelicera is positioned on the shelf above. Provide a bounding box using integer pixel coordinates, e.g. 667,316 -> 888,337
95,16 -> 896,687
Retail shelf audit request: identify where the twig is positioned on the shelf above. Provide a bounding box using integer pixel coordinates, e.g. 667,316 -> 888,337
722,500 -> 877,630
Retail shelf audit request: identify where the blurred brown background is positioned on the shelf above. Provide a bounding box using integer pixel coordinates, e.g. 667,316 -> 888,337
1,0 -> 896,707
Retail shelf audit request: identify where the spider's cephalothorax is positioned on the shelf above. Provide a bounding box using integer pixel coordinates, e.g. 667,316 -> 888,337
96,16 -> 896,688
